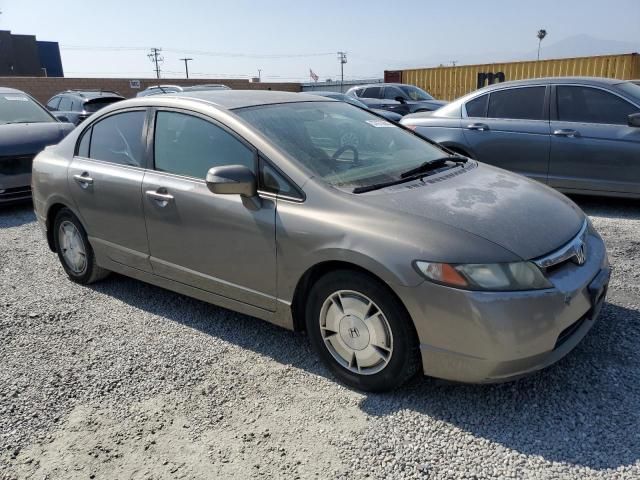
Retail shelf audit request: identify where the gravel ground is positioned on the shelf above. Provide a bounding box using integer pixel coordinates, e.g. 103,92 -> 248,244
1,196 -> 639,479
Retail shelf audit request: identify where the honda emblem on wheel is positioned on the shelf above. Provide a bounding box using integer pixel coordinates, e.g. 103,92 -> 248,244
349,327 -> 360,338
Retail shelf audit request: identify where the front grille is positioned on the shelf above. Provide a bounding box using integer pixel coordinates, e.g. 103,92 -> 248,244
0,185 -> 31,201
0,154 -> 35,175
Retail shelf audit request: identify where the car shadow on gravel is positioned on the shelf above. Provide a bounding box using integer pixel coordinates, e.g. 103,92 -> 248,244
570,194 -> 640,220
0,201 -> 35,228
359,301 -> 640,470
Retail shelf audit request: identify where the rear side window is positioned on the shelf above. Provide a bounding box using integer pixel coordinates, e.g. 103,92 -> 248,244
557,86 -> 638,125
465,94 -> 488,117
89,111 -> 146,167
58,97 -> 73,111
153,111 -> 255,179
47,97 -> 60,110
362,87 -> 382,98
487,87 -> 546,120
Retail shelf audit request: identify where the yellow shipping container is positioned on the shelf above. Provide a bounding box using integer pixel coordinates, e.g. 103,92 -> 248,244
386,53 -> 640,101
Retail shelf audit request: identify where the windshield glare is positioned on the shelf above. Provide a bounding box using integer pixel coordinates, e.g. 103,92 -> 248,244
236,101 -> 446,190
0,94 -> 54,124
400,85 -> 434,101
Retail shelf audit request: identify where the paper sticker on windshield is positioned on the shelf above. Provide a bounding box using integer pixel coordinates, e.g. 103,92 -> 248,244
366,119 -> 394,128
5,96 -> 29,101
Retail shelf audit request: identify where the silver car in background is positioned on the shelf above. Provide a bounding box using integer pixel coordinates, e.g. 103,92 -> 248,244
401,77 -> 640,198
32,91 -> 609,391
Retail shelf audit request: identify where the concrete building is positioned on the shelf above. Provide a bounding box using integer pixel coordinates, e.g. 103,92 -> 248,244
0,30 -> 63,77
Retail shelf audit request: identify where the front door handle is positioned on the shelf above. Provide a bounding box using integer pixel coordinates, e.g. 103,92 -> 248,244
553,129 -> 580,138
466,123 -> 489,131
73,172 -> 94,188
145,189 -> 174,207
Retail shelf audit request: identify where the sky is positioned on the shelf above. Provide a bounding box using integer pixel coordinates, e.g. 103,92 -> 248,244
2,0 -> 640,82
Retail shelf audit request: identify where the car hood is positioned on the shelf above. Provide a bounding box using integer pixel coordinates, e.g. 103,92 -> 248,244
0,122 -> 75,156
360,162 -> 584,260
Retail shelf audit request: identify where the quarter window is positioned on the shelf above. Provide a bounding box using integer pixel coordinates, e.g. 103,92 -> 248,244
47,97 -> 60,110
259,157 -> 301,199
153,111 -> 255,179
89,111 -> 146,167
557,86 -> 638,125
465,94 -> 488,117
487,87 -> 546,120
77,128 -> 91,157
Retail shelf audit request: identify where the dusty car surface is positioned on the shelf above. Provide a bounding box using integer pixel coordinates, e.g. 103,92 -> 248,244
0,87 -> 74,204
32,90 -> 609,391
401,77 -> 640,198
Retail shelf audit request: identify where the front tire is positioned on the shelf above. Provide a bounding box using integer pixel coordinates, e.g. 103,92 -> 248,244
53,208 -> 109,284
306,270 -> 420,392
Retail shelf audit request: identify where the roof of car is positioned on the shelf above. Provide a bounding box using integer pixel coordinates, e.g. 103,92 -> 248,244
172,90 -> 332,109
59,89 -> 123,100
477,76 -> 626,90
0,87 -> 26,94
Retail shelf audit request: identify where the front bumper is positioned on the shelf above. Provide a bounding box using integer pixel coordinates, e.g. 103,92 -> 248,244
396,226 -> 609,383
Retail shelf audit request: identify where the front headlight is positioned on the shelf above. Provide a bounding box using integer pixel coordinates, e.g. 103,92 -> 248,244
414,261 -> 552,291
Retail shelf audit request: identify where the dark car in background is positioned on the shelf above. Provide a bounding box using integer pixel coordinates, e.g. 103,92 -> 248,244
346,83 -> 447,116
46,90 -> 124,125
400,77 -> 640,198
137,84 -> 230,97
0,87 -> 74,203
306,91 -> 403,122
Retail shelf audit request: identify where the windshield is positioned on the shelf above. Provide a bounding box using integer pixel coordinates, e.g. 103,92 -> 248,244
236,101 -> 447,190
84,98 -> 122,113
400,85 -> 434,101
616,81 -> 640,102
0,93 -> 55,124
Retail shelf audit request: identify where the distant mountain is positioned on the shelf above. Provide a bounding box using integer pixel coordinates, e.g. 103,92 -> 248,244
532,34 -> 640,60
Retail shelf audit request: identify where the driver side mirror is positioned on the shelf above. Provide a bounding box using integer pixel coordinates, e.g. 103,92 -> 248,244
206,164 -> 258,198
54,113 -> 70,123
629,113 -> 640,128
394,96 -> 407,104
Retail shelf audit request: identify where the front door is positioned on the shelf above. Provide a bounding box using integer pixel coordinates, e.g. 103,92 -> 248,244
142,109 -> 277,311
548,85 -> 640,195
67,109 -> 152,272
462,85 -> 551,183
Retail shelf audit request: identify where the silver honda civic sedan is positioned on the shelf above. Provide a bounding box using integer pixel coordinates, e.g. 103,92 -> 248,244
32,90 -> 610,392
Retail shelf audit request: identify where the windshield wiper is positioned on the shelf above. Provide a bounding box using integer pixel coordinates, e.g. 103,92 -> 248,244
352,155 -> 468,194
399,155 -> 468,179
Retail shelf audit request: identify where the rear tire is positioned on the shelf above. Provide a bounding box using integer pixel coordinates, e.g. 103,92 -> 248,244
53,208 -> 109,284
306,270 -> 420,392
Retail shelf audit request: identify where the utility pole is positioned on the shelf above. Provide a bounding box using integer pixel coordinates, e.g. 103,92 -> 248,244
537,29 -> 547,61
257,68 -> 262,82
180,57 -> 193,79
337,51 -> 347,92
147,47 -> 163,79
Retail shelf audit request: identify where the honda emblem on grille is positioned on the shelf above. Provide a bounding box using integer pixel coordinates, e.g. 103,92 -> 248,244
573,241 -> 587,266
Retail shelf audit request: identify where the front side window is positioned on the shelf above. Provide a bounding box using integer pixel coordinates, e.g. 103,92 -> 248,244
77,128 -> 91,157
89,111 -> 146,167
487,87 -> 546,120
154,111 -> 255,179
465,94 -> 488,118
236,101 -> 449,191
384,87 -> 404,100
0,93 -> 55,124
557,86 -> 638,125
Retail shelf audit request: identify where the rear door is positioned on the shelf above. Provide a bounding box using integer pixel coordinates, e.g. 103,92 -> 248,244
142,108 -> 277,311
461,85 -> 551,182
548,84 -> 640,195
67,109 -> 152,271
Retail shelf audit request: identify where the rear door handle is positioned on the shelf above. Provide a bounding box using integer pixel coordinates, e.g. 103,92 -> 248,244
73,172 -> 94,188
466,123 -> 489,131
145,189 -> 174,207
553,129 -> 580,138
